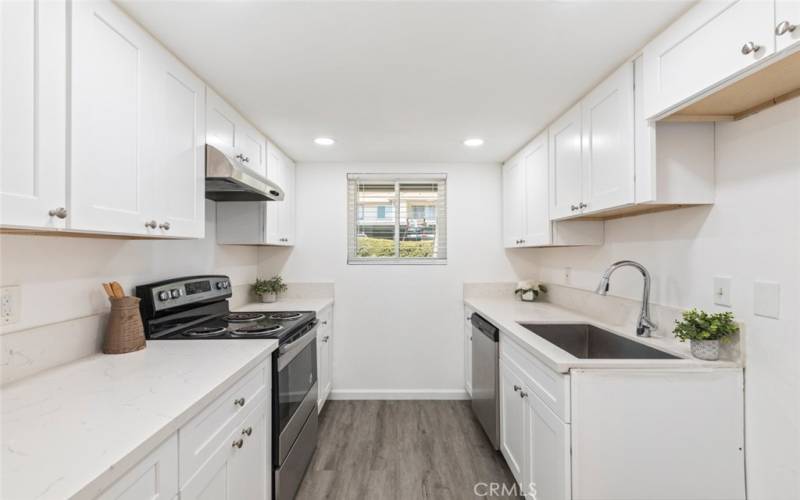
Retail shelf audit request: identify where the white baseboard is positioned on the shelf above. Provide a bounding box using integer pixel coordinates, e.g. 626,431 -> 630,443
329,389 -> 470,400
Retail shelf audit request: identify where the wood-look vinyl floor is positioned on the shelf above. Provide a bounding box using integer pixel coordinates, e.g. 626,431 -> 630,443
295,400 -> 521,500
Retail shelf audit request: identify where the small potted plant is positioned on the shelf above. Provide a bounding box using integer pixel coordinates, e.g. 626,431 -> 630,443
673,308 -> 739,361
515,281 -> 547,302
253,276 -> 287,303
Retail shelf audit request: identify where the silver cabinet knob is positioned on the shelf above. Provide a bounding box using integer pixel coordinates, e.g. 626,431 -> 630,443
520,239 -> 525,244
48,207 -> 68,219
241,426 -> 252,436
741,41 -> 761,55
234,397 -> 246,407
144,220 -> 157,229
579,202 -> 588,209
519,391 -> 528,399
570,204 -> 579,211
322,335 -> 330,342
232,438 -> 244,449
236,153 -> 246,162
513,385 -> 521,392
243,156 -> 250,163
159,222 -> 170,231
776,20 -> 797,36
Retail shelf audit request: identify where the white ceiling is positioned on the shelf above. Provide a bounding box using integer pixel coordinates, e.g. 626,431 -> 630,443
119,1 -> 693,163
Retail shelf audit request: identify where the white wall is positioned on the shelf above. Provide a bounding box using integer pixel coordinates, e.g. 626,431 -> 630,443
0,201 -> 260,383
526,100 -> 800,500
259,163 -> 535,398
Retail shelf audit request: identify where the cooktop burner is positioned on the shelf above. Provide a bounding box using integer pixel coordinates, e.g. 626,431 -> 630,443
269,312 -> 304,321
223,312 -> 266,322
182,326 -> 227,338
230,324 -> 283,337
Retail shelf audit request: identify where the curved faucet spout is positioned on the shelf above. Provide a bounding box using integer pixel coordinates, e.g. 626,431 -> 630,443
595,260 -> 657,337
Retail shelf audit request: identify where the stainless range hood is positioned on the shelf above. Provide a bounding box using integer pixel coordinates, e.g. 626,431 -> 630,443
205,144 -> 284,202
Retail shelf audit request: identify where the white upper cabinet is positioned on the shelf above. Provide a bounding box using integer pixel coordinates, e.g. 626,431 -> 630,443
548,104 -> 583,220
643,0 -> 776,119
580,63 -> 634,214
0,0 -> 67,230
206,88 -> 267,178
70,0 -> 158,236
776,0 -> 800,52
70,0 -> 205,238
216,141 -> 295,246
504,131 -> 603,248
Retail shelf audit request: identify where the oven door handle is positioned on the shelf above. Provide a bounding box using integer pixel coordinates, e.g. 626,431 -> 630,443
277,320 -> 318,369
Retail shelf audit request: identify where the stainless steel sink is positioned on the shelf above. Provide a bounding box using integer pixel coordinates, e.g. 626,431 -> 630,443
519,323 -> 679,359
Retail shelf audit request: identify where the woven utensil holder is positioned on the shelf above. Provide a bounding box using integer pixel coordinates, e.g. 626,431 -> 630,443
103,296 -> 146,355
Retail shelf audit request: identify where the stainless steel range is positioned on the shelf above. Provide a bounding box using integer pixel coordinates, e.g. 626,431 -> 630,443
135,275 -> 318,500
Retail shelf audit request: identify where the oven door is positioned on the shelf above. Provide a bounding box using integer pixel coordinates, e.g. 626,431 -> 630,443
274,322 -> 318,466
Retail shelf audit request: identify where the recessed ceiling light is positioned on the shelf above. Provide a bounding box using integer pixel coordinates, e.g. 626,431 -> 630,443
314,137 -> 335,146
463,138 -> 484,147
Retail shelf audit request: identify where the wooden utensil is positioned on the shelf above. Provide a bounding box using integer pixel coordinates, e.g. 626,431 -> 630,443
110,281 -> 125,298
102,282 -> 114,299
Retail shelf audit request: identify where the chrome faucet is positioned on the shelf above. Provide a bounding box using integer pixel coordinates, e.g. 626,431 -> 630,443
596,260 -> 657,337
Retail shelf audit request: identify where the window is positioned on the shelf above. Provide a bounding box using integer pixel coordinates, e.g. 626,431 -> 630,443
348,173 -> 447,264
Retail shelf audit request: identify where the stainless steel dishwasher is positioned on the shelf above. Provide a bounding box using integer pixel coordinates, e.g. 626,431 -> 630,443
471,313 -> 500,450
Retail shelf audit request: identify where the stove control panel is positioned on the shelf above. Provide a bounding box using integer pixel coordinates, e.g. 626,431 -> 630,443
136,275 -> 232,319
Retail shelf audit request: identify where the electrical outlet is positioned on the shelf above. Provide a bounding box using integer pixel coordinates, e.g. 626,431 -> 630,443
564,267 -> 572,284
1,286 -> 21,325
713,276 -> 732,307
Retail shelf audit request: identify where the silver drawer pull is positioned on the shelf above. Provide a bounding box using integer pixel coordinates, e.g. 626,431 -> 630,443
48,207 -> 68,219
519,391 -> 528,399
241,426 -> 252,436
232,438 -> 244,449
144,220 -> 157,229
513,385 -> 521,392
322,335 -> 330,343
234,397 -> 246,407
741,41 -> 760,55
776,20 -> 797,36
159,222 -> 170,231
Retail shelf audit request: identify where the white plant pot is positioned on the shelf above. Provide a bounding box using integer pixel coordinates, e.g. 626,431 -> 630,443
261,292 -> 277,303
690,339 -> 720,361
520,290 -> 536,302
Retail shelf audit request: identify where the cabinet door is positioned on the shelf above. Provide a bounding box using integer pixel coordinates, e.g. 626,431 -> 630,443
0,0 -> 67,229
580,63 -> 634,215
548,104 -> 582,220
499,360 -> 526,482
776,1 -> 800,52
502,158 -> 523,247
153,53 -> 205,238
206,88 -> 236,155
464,306 -> 473,396
236,124 -> 267,178
265,142 -> 291,245
525,392 -> 571,500
317,306 -> 333,409
70,0 -> 157,235
280,155 -> 296,245
520,133 -> 551,246
643,0 -> 775,118
97,434 -> 178,500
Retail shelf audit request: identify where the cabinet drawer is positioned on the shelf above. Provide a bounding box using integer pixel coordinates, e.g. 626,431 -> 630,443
179,360 -> 270,486
500,333 -> 570,422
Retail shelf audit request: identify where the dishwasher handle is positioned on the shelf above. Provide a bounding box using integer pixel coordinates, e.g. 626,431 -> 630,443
471,314 -> 499,342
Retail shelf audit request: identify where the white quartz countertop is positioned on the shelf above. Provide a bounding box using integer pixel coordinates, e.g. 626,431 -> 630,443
1,339 -> 279,500
465,297 -> 740,373
235,297 -> 334,314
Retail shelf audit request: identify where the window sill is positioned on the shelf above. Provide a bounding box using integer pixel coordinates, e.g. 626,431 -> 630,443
347,258 -> 447,266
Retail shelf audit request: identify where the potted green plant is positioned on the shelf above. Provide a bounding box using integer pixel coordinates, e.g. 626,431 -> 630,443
514,281 -> 547,302
253,276 -> 288,303
673,308 -> 739,361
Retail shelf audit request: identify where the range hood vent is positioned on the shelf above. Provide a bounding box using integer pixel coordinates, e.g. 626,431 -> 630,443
205,144 -> 284,202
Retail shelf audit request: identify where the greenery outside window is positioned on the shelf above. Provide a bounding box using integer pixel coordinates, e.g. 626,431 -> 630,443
347,173 -> 447,264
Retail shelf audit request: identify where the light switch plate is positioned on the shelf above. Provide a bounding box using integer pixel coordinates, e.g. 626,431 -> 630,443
754,281 -> 780,319
1,286 -> 21,325
713,276 -> 732,307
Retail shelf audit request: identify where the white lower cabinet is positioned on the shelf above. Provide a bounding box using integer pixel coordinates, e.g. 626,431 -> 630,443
181,398 -> 269,500
500,357 -> 570,500
464,305 -> 473,396
98,360 -> 271,500
96,434 -> 178,500
317,305 -> 334,411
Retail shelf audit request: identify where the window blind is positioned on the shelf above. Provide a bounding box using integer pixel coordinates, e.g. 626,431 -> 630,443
347,173 -> 447,265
